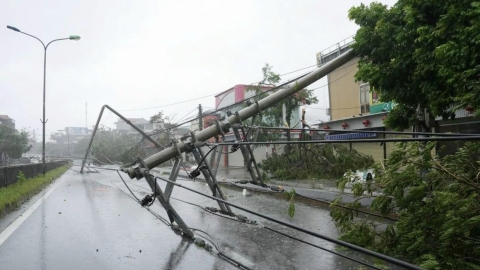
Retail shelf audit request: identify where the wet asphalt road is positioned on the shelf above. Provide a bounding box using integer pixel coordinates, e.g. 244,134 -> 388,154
0,164 -> 395,270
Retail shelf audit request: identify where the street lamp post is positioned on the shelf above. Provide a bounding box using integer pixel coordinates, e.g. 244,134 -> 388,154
7,25 -> 80,174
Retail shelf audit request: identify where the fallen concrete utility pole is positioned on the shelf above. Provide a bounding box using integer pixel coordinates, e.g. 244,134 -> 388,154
124,49 -> 356,179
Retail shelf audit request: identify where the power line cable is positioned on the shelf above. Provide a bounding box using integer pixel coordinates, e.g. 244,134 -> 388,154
113,172 -> 254,270
309,64 -> 357,91
104,60 -> 360,149
98,166 -> 409,269
150,173 -> 423,270
177,107 -> 200,123
113,165 -> 383,259
199,70 -> 315,118
108,164 -> 480,257
116,58 -> 356,118
118,63 -> 323,112
168,195 -> 380,269
263,226 -> 382,270
243,125 -> 479,137
99,59 -> 360,161
204,61 -> 359,121
279,65 -> 318,78
120,93 -> 216,112
117,170 -> 141,202
209,136 -> 480,145
122,70 -> 315,143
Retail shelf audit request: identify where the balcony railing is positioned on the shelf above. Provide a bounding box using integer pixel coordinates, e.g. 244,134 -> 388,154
316,36 -> 355,67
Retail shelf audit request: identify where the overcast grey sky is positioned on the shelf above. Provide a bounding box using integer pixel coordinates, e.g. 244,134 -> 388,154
1,0 -> 396,141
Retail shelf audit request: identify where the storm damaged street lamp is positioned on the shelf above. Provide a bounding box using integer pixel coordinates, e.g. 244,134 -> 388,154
7,25 -> 80,173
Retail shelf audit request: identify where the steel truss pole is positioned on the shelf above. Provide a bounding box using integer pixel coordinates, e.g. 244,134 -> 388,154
190,133 -> 233,215
137,157 -> 194,238
232,112 -> 264,186
163,140 -> 184,202
163,157 -> 181,202
124,49 -> 356,179
80,105 -> 164,173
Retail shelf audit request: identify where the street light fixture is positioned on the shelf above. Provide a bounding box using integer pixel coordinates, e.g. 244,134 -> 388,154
7,25 -> 80,174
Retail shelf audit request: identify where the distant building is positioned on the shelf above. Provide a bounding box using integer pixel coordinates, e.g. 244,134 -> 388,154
114,118 -> 163,134
0,115 -> 15,129
172,126 -> 190,140
50,127 -> 91,145
214,84 -> 303,141
215,84 -> 272,120
190,109 -> 221,133
206,84 -> 304,167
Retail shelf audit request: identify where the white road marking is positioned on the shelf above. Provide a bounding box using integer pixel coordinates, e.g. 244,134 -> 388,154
0,181 -> 58,246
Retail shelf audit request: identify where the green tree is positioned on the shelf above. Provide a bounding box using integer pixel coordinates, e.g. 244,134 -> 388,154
247,64 -> 318,151
349,1 -> 480,131
261,144 -> 374,180
76,126 -> 142,164
78,112 -> 177,166
72,137 -> 89,157
148,111 -> 178,150
150,111 -> 165,125
331,141 -> 480,270
0,126 -> 31,164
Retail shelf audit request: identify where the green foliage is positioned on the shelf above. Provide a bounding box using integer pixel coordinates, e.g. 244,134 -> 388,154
285,188 -> 296,218
0,126 -> 31,160
330,142 -> 480,270
246,64 -> 318,146
17,171 -> 27,183
284,188 -> 296,200
349,1 -> 480,130
76,126 -> 149,165
76,111 -> 176,164
262,144 -> 374,180
0,164 -> 71,217
150,111 -> 165,124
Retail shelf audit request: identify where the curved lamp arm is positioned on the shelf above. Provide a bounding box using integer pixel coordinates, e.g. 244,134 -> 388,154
7,25 -> 81,50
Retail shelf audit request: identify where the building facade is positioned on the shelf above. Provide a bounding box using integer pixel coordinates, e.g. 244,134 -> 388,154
0,115 -> 15,129
317,41 -> 479,162
115,118 -> 163,134
211,84 -> 304,167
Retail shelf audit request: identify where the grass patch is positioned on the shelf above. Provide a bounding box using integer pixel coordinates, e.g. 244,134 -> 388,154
0,163 -> 71,218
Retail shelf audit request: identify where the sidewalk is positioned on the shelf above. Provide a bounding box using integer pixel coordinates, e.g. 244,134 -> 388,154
152,166 -> 376,207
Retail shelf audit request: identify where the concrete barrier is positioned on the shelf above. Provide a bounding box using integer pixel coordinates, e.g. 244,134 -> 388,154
0,161 -> 68,188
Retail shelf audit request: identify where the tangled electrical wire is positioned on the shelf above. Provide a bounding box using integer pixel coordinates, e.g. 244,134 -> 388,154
109,166 -> 421,270
114,170 -> 253,270
148,173 -> 423,270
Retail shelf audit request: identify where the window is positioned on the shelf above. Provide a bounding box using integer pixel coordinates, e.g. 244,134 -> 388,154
372,91 -> 379,104
360,83 -> 370,114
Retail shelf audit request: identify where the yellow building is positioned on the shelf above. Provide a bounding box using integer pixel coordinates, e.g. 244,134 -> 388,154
317,42 -> 478,161
317,45 -> 397,162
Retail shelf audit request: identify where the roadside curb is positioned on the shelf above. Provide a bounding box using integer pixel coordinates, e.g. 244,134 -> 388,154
151,167 -> 378,206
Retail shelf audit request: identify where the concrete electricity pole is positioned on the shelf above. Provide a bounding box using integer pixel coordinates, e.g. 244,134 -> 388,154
123,49 -> 356,179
